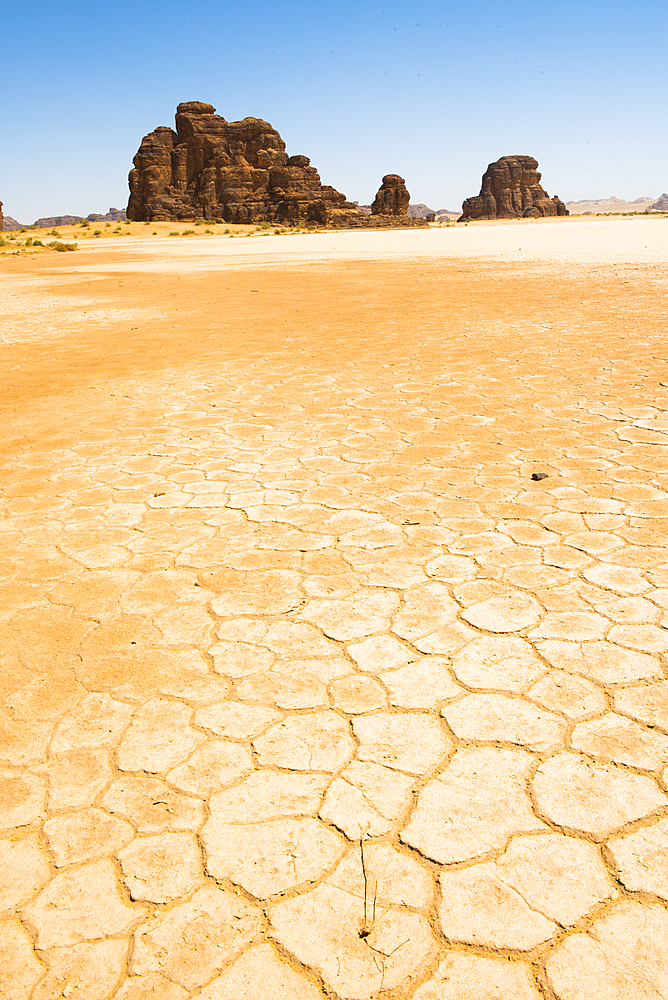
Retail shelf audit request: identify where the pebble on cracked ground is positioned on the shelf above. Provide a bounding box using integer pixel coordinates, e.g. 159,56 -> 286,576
1,216 -> 668,1000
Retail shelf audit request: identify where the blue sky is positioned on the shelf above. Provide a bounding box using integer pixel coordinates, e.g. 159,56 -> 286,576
2,0 -> 666,221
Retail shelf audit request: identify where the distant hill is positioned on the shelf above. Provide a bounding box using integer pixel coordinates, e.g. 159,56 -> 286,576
407,203 -> 435,219
32,215 -> 85,228
407,204 -> 459,220
565,196 -> 656,215
2,216 -> 23,231
86,207 -> 127,223
32,207 -> 127,227
650,193 -> 668,211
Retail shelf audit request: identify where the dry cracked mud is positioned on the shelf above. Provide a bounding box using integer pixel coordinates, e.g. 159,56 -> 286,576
1,217 -> 668,999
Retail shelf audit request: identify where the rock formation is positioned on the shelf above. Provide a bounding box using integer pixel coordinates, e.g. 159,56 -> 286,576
371,175 -> 410,216
127,101 -> 360,226
459,156 -> 568,221
650,193 -> 668,211
0,202 -> 3,232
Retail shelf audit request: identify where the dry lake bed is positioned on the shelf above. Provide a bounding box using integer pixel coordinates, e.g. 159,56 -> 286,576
1,216 -> 668,999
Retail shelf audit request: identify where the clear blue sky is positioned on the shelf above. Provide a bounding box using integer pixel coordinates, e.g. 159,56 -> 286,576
2,0 -> 666,221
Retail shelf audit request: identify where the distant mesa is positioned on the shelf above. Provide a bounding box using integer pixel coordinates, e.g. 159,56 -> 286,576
86,207 -> 127,223
126,101 -> 427,228
32,208 -> 127,228
650,193 -> 668,211
34,215 -> 84,227
2,207 -> 127,231
408,203 -> 437,219
459,155 -> 568,221
371,174 -> 410,216
408,202 -> 460,221
565,195 -> 656,214
434,208 -> 460,220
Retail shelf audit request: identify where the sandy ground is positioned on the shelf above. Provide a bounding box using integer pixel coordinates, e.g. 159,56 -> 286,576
1,216 -> 668,999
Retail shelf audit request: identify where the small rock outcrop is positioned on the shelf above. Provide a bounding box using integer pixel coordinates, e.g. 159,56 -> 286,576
650,193 -> 668,211
459,156 -> 568,221
371,175 -> 410,216
127,101 -> 360,226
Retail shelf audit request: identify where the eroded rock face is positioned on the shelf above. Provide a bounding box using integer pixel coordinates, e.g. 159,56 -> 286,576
0,202 -> 3,232
371,174 -> 410,216
127,102 -> 359,225
459,155 -> 568,221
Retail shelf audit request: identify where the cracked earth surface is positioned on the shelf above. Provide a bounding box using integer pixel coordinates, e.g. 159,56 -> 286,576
1,218 -> 668,999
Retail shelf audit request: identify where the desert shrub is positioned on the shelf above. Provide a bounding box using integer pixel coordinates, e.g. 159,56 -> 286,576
48,241 -> 77,252
93,229 -> 101,235
0,237 -> 5,246
224,228 -> 230,234
80,219 -> 90,228
48,229 -> 59,236
205,228 -> 213,233
168,231 -> 180,236
124,219 -> 131,225
258,221 -> 272,229
33,239 -> 44,246
182,229 -> 195,235
152,231 -> 157,235
105,222 -> 111,227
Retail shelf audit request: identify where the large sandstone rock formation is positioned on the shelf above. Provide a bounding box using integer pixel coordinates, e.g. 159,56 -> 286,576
459,156 -> 568,221
0,202 -> 3,232
127,101 -> 360,226
371,175 -> 410,216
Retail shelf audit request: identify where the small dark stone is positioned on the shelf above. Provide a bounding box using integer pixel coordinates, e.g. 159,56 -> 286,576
531,472 -> 549,481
